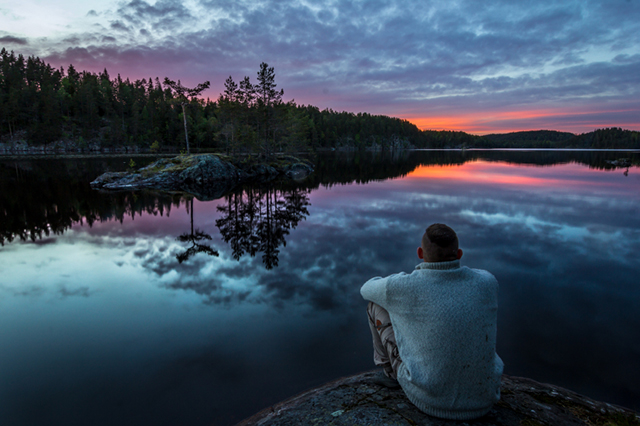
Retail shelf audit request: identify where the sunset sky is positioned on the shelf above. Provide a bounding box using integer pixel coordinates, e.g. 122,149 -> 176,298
1,0 -> 639,135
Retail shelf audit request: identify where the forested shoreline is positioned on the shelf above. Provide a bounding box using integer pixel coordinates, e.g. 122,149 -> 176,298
1,49 -> 639,153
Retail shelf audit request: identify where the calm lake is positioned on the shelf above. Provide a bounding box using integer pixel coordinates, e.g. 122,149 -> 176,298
1,150 -> 639,425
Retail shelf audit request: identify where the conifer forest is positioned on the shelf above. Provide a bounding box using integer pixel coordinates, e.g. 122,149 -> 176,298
1,49 -> 639,152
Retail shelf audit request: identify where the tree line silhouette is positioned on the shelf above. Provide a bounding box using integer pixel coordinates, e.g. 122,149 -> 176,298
0,49 -> 424,154
4,49 -> 637,152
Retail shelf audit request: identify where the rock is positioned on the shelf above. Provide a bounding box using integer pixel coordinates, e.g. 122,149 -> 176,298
179,155 -> 240,185
89,171 -> 130,187
284,163 -> 313,180
235,371 -> 639,426
243,163 -> 280,181
90,154 -> 314,200
607,158 -> 632,167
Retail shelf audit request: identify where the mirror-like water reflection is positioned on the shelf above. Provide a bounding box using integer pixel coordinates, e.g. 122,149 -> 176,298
0,151 -> 639,426
216,187 -> 311,269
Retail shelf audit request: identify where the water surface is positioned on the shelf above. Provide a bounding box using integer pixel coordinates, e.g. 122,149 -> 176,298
1,151 -> 639,425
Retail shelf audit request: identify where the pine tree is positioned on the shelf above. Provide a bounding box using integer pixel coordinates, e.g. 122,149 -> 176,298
255,62 -> 283,158
163,78 -> 210,154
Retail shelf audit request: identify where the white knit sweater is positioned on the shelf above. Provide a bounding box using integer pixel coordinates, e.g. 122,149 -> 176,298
360,260 -> 504,420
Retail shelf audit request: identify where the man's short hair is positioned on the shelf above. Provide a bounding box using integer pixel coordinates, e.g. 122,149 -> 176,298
422,223 -> 459,261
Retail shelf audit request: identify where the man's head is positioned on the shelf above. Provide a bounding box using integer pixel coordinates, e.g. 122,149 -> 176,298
418,223 -> 463,262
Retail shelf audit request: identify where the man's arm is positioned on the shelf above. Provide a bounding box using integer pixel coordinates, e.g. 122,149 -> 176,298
360,276 -> 387,306
360,272 -> 406,307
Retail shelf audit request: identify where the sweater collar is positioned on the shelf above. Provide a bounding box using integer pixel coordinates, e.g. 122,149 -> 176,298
415,259 -> 461,271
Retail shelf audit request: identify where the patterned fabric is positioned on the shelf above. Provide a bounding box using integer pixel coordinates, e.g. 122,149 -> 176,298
367,301 -> 402,379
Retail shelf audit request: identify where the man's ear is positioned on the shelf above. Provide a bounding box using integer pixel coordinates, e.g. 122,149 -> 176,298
417,246 -> 424,260
457,248 -> 463,259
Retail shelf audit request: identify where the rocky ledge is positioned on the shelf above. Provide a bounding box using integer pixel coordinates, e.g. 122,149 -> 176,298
236,371 -> 639,426
90,154 -> 314,200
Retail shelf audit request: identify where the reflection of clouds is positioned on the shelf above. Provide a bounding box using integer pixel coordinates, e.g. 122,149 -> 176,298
49,163 -> 638,410
128,238 -> 193,276
1,229 -> 165,299
123,220 -> 405,312
6,285 -> 46,297
456,199 -> 640,263
2,161 -> 640,424
109,163 -> 640,327
431,182 -> 640,407
163,278 -> 251,306
299,169 -> 639,408
460,210 -> 592,243
58,285 -> 91,298
123,236 -> 265,306
257,271 -> 337,311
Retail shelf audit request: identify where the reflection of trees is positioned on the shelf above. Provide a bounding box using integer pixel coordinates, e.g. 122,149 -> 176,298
0,158 -> 183,246
175,198 -> 218,263
216,187 -> 310,269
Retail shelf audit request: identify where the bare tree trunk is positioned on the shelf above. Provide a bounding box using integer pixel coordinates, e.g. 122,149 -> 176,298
190,198 -> 194,235
182,103 -> 190,155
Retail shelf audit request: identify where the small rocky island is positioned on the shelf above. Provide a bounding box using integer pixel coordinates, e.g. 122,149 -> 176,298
237,371 -> 639,426
90,154 -> 314,200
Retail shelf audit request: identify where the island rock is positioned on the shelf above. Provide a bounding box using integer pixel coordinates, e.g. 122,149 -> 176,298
90,154 -> 314,200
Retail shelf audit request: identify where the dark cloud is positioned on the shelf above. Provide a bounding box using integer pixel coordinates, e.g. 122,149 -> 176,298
613,53 -> 640,64
0,35 -> 28,45
7,285 -> 45,297
117,0 -> 194,31
110,20 -> 132,32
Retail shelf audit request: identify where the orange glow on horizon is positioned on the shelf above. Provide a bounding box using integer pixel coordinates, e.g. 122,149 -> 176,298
401,108 -> 640,135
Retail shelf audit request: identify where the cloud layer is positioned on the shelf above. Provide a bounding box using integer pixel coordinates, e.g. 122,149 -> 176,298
1,0 -> 640,133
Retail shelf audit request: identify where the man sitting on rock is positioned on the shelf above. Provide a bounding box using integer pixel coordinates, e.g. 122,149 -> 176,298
360,223 -> 504,420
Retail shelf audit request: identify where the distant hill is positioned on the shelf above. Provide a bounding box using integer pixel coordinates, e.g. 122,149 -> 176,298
567,127 -> 640,149
482,130 -> 575,147
471,128 -> 640,149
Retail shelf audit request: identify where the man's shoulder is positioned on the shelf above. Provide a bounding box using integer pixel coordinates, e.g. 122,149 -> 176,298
367,266 -> 498,289
467,267 -> 498,281
361,271 -> 408,291
462,267 -> 499,292
411,265 -> 498,288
